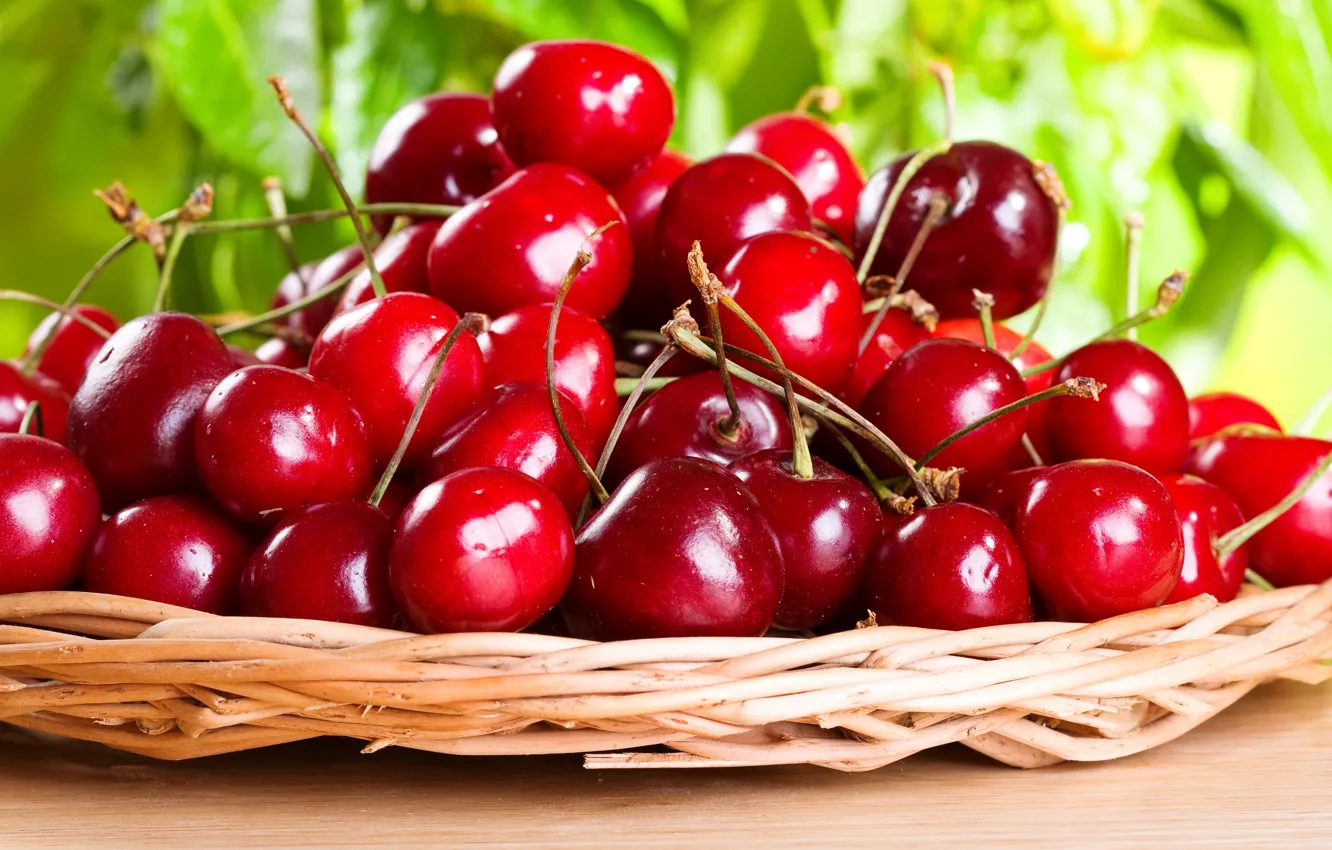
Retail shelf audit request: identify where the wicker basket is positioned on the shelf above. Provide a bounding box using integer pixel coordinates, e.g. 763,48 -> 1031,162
1,580 -> 1330,771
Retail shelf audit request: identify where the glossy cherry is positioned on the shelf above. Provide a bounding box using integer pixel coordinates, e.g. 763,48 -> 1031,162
491,40 -> 674,186
373,473 -> 419,524
253,335 -> 310,369
561,457 -> 783,640
391,467 -> 575,633
731,449 -> 881,630
337,221 -> 441,314
1046,338 -> 1189,476
0,433 -> 100,594
226,344 -> 262,370
84,495 -> 254,614
608,149 -> 693,328
1188,391 -> 1281,440
1159,474 -> 1247,604
1012,459 -> 1184,622
0,362 -> 69,443
844,308 -> 931,408
614,332 -> 708,379
365,92 -> 517,235
23,305 -> 119,394
931,318 -> 1054,395
854,141 -> 1062,320
271,248 -> 361,341
972,465 -> 1046,529
68,313 -> 233,510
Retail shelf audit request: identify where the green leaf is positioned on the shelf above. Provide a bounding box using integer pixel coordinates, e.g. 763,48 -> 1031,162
634,0 -> 689,33
485,0 -> 680,71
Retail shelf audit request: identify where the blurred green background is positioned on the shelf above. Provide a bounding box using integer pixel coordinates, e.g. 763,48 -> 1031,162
1,0 -> 1330,428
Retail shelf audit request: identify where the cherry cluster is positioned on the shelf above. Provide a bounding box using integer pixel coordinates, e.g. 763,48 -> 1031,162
2,39 -> 1330,642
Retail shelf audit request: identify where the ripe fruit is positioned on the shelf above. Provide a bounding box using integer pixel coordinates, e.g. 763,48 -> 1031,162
844,308 -> 932,408
608,149 -> 693,328
491,40 -> 674,186
253,335 -> 309,369
427,164 -> 632,320
854,141 -> 1062,319
0,362 -> 70,443
614,331 -> 708,379
23,305 -> 120,394
1159,474 -> 1247,604
337,221 -> 441,313
972,466 -> 1046,529
391,467 -> 574,633
272,248 -> 361,341
0,433 -> 100,594
931,318 -> 1054,394
561,457 -> 783,640
1187,391 -> 1281,440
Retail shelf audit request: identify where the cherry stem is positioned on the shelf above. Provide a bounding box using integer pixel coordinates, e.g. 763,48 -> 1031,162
688,244 -> 742,439
153,222 -> 190,312
1294,385 -> 1332,436
859,193 -> 949,356
856,139 -> 952,285
821,419 -> 892,501
262,176 -> 308,285
188,203 -> 460,236
1021,433 -> 1045,466
1213,448 -> 1332,559
915,378 -> 1106,470
1245,570 -> 1276,592
929,61 -> 956,144
215,264 -> 360,337
614,376 -> 676,396
269,76 -> 385,299
17,402 -> 42,438
1122,212 -> 1145,342
0,291 -> 113,341
794,85 -> 843,115
972,289 -> 997,349
1011,204 -> 1068,361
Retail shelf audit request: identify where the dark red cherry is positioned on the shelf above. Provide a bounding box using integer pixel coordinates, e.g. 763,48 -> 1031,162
391,467 -> 574,633
194,366 -> 375,524
0,433 -> 100,594
605,372 -> 792,487
241,501 -> 396,628
272,248 -> 361,341
427,164 -> 632,320
68,313 -> 233,510
1185,432 -> 1331,587
309,292 -> 484,468
717,230 -> 862,397
561,457 -> 783,640
613,332 -> 708,379
253,335 -> 310,369
972,465 -> 1046,529
478,303 -> 617,447
1046,338 -> 1189,476
337,221 -> 441,314
730,449 -> 881,630
725,113 -> 863,245
864,503 -> 1034,631
1013,459 -> 1184,622
931,318 -> 1054,395
0,362 -> 70,443
491,40 -> 675,186
226,344 -> 262,370
608,149 -> 693,328
23,305 -> 120,394
1188,391 -> 1281,440
854,141 -> 1062,319
845,308 -> 931,408
374,473 -> 418,523
365,92 -> 517,235
1159,474 -> 1247,604
656,153 -> 813,305
419,382 -> 594,516
84,495 -> 253,614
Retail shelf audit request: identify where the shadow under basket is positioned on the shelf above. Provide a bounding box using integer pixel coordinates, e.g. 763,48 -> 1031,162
1,580 -> 1330,771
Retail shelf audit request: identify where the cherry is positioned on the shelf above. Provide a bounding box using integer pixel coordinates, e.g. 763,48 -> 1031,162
931,318 -> 1054,394
337,221 -> 441,314
373,472 -> 418,524
365,92 -> 517,235
730,449 -> 880,630
194,365 -> 375,524
561,456 -> 783,640
0,433 -> 100,594
419,381 -> 594,516
605,372 -> 791,487
1045,338 -> 1189,476
84,495 -> 254,614
241,500 -> 396,627
491,40 -> 674,186
427,163 -> 632,320
864,503 -> 1034,631
0,362 -> 69,443
1159,474 -> 1247,604
1012,459 -> 1183,622
1188,391 -> 1281,440
391,467 -> 574,633
68,313 -> 233,510
972,465 -> 1046,529
844,307 -> 931,408
22,305 -> 119,394
271,248 -> 361,341
614,332 -> 708,379
478,303 -> 617,447
309,292 -> 483,469
854,141 -> 1063,319
725,112 -> 863,246
226,344 -> 262,370
717,230 -> 863,397
656,153 -> 813,305
607,149 -> 693,328
253,335 -> 310,369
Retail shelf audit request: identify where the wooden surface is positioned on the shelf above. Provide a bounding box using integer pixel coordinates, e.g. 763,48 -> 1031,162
2,680 -> 1330,848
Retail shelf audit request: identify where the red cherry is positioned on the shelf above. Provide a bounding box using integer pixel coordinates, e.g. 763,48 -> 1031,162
272,248 -> 361,340
561,457 -> 783,640
614,332 -> 708,379
1188,391 -> 1282,440
309,292 -> 483,468
931,318 -> 1054,394
253,335 -> 310,369
854,141 -> 1062,320
1046,339 -> 1189,476
491,40 -> 674,186
730,449 -> 881,630
1159,474 -> 1247,604
1013,459 -> 1184,621
844,308 -> 931,408
365,92 -> 517,235
607,149 -> 693,328
419,382 -> 594,516
656,153 -> 813,305
68,313 -> 233,510
241,501 -> 396,628
226,344 -> 262,370
0,362 -> 70,443
0,433 -> 100,594
194,365 -> 375,524
22,305 -> 120,394
391,467 -> 574,633
373,473 -> 418,524
427,164 -> 632,320
725,113 -> 864,245
972,465 -> 1046,529
84,495 -> 253,614
336,221 -> 441,314
864,503 -> 1034,630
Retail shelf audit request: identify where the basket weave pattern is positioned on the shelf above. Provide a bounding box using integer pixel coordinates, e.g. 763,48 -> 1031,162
2,580 -> 1331,771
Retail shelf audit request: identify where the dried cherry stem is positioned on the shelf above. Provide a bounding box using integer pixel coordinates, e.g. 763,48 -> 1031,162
215,264 -> 361,337
821,419 -> 892,501
1122,212 -> 1144,342
262,176 -> 308,284
614,376 -> 675,395
929,61 -> 956,144
859,193 -> 949,355
1011,200 -> 1068,361
152,184 -> 214,313
972,289 -> 997,349
688,244 -> 742,439
1294,385 -> 1332,436
916,378 -> 1106,470
17,402 -> 42,438
270,76 -> 385,299
0,291 -> 113,341
189,203 -> 460,235
856,139 -> 953,285
861,289 -> 939,330
794,85 -> 843,115
1212,449 -> 1332,560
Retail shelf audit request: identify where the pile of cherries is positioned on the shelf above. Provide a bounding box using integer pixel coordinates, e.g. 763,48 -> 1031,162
2,38 -> 1330,641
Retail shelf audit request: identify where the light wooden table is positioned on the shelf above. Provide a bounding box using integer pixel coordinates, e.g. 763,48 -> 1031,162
2,680 -> 1330,848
